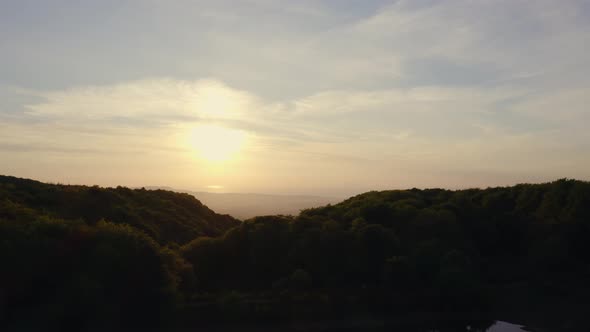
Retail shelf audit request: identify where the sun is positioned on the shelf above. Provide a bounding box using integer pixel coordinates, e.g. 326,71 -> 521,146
189,124 -> 247,162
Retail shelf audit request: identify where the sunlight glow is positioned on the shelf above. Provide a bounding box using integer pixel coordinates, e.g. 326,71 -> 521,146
189,125 -> 247,162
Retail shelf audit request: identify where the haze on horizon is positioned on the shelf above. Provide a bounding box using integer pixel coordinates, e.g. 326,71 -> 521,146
1,0 -> 589,197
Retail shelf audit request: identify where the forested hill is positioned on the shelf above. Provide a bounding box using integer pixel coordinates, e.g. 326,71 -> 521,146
173,179 -> 590,329
2,176 -> 590,330
302,178 -> 590,229
0,175 -> 239,244
297,179 -> 590,284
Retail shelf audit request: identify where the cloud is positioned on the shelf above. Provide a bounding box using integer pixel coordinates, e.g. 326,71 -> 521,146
24,79 -> 258,121
294,86 -> 522,114
1,74 -> 589,193
1,0 -> 590,192
511,88 -> 590,122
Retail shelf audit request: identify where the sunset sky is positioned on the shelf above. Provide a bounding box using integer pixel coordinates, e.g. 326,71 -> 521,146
1,0 -> 589,196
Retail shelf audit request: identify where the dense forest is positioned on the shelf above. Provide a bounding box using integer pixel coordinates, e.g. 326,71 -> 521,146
1,175 -> 589,331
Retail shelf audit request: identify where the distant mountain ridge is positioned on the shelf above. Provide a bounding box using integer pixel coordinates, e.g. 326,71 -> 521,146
144,186 -> 342,219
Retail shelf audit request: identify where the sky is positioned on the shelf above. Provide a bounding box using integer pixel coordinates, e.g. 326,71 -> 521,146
1,0 -> 590,196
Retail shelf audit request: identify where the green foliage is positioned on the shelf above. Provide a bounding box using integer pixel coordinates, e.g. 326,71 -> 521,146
0,217 -> 182,330
2,175 -> 590,327
179,179 -> 590,317
0,175 -> 239,244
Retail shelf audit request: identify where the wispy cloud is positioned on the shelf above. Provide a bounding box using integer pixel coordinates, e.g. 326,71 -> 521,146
1,0 -> 590,194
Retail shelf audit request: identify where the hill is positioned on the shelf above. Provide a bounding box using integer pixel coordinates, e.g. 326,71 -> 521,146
178,179 -> 590,328
0,175 -> 239,244
2,176 -> 589,330
189,191 -> 342,220
145,187 -> 341,220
